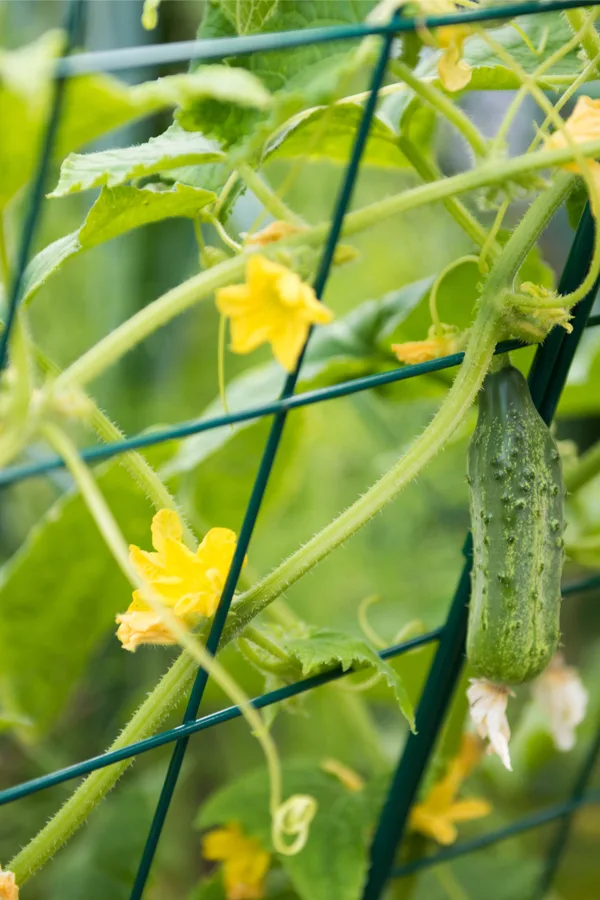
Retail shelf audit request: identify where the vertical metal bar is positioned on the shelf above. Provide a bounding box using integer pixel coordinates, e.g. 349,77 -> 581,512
0,0 -> 84,371
362,204 -> 599,899
129,21 -> 399,899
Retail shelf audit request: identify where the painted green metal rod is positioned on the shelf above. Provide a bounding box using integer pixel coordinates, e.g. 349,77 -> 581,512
128,22 -> 400,900
56,0 -> 600,77
0,339 -> 527,488
0,629 -> 441,808
362,204 -> 599,899
391,788 -> 600,878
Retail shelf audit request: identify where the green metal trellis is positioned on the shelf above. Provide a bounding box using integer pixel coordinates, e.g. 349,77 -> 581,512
3,1 -> 600,898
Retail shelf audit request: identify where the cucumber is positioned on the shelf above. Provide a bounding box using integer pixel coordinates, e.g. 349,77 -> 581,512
467,363 -> 564,685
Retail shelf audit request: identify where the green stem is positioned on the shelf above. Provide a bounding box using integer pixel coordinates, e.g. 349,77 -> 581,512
34,347 -> 197,549
243,624 -> 293,663
13,425 -> 294,881
237,162 -> 304,226
492,12 -> 593,151
51,142 -> 596,393
391,60 -> 487,158
223,174 -> 573,638
566,7 -> 600,68
480,31 -> 600,308
396,136 -> 498,256
11,176 -> 572,883
9,651 -> 198,883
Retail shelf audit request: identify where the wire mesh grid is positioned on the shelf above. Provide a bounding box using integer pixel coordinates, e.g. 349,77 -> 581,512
3,1 -> 600,897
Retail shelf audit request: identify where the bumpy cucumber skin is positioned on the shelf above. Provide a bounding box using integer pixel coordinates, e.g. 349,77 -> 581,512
467,365 -> 564,685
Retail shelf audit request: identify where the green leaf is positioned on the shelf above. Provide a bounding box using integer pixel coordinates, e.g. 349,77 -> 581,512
23,183 -> 215,305
174,67 -> 272,148
282,628 -> 415,730
190,1 -> 376,150
460,12 -> 584,91
0,32 -> 167,207
51,127 -> 224,197
0,465 -> 154,735
199,0 -> 374,94
219,0 -> 280,34
196,760 -> 385,900
265,103 -> 411,169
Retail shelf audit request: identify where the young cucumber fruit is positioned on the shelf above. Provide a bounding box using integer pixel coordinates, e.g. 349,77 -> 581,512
467,363 -> 565,685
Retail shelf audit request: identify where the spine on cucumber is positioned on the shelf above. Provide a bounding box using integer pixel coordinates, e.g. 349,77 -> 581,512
467,363 -> 564,685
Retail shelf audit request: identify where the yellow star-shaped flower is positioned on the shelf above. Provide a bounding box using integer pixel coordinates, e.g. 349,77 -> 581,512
115,509 -> 240,652
216,254 -> 333,372
409,734 -> 491,845
203,822 -> 270,900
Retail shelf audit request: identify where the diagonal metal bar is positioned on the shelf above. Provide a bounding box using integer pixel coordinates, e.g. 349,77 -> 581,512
537,726 -> 600,895
0,571 -> 596,810
392,788 -> 600,878
0,629 -> 442,807
0,0 -> 83,371
128,21 -> 400,899
1,310 -> 600,490
0,338 -> 523,487
56,0 -> 600,77
362,203 -> 599,899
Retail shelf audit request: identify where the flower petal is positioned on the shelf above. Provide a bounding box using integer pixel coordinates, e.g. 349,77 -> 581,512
467,679 -> 513,771
115,610 -> 178,651
150,508 -> 183,555
449,798 -> 492,822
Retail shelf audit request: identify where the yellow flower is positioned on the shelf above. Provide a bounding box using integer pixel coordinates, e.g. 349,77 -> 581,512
203,823 -> 270,900
245,221 -> 304,247
115,509 -> 239,652
409,734 -> 491,845
216,255 -> 333,372
436,25 -> 473,92
392,323 -> 462,365
0,868 -> 18,900
546,96 -> 600,217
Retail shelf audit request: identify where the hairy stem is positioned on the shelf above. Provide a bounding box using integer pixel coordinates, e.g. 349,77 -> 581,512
566,7 -> 600,69
396,136 -> 499,257
35,347 -> 196,548
224,173 -> 573,636
237,162 -> 304,226
52,141 -> 598,393
9,175 -> 572,884
391,59 -> 487,158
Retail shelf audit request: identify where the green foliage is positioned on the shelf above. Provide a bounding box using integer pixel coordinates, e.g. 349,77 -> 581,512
281,628 -> 415,729
50,127 -> 224,196
185,0 -> 376,152
162,279 -> 434,483
218,0 -> 281,34
264,103 -> 411,169
460,12 -> 585,90
0,32 -> 173,208
196,760 -> 386,900
0,465 -> 153,735
23,183 -> 216,305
